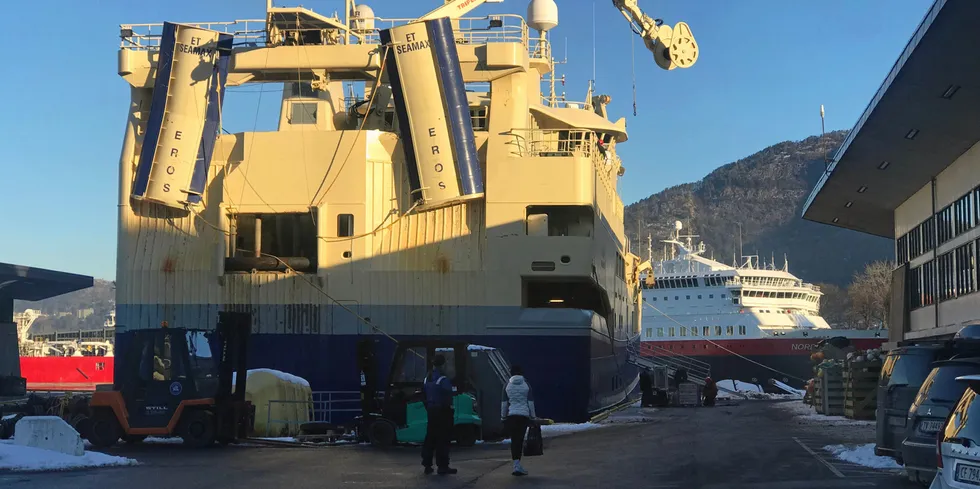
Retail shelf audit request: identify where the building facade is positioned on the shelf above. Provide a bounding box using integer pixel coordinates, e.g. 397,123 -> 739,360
803,0 -> 980,344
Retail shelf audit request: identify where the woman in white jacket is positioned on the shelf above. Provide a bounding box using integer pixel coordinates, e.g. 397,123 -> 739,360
501,365 -> 536,476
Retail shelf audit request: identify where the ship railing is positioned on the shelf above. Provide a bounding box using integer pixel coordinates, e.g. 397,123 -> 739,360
363,14 -> 528,47
506,129 -> 613,170
30,328 -> 114,343
262,390 -> 386,437
628,342 -> 711,386
119,20 -> 267,51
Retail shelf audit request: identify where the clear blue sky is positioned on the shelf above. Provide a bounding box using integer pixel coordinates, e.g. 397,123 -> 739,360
0,0 -> 933,280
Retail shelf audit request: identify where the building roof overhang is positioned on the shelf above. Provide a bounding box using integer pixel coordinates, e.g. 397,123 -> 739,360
802,0 -> 980,238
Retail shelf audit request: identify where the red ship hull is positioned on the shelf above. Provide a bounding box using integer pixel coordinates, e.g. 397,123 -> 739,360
19,357 -> 115,391
640,336 -> 887,388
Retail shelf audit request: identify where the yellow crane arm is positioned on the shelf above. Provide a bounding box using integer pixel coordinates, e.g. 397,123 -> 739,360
612,0 -> 698,70
418,0 -> 505,21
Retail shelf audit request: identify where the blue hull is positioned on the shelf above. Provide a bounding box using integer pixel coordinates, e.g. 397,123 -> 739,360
115,330 -> 637,423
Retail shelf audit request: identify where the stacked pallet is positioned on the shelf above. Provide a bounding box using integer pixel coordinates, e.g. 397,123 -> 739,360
816,366 -> 845,416
844,360 -> 881,420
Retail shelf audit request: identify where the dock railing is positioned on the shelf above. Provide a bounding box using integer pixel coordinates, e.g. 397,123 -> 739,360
262,390 -> 384,437
627,342 -> 711,387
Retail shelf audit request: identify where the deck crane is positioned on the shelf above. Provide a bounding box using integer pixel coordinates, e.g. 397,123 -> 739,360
415,1 -> 698,71
418,0 -> 506,21
613,0 -> 698,70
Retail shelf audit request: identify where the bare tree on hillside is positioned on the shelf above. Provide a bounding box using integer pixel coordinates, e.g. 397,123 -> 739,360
816,283 -> 854,329
847,261 -> 894,330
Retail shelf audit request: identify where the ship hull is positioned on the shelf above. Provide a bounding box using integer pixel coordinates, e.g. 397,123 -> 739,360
641,336 -> 886,389
19,357 -> 114,391
113,328 -> 637,424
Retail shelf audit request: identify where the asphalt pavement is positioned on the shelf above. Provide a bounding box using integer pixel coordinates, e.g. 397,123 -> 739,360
0,401 -> 918,489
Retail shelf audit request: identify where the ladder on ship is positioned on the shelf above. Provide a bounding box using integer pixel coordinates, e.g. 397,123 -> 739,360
627,342 -> 711,387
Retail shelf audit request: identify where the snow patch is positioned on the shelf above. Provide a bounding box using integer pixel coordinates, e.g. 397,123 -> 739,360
716,380 -> 764,393
775,400 -> 874,426
0,439 -> 138,472
467,344 -> 495,351
231,369 -> 310,388
823,443 -> 902,469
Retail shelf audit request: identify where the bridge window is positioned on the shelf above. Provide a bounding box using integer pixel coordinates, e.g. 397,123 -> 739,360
738,325 -> 747,335
337,214 -> 355,237
669,327 -> 675,336
726,326 -> 735,336
680,327 -> 687,337
470,106 -> 489,131
714,326 -> 722,336
526,205 -> 594,237
657,328 -> 664,337
702,326 -> 710,336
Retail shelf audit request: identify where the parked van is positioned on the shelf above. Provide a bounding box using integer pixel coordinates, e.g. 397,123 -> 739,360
877,344 -> 944,460
903,358 -> 980,485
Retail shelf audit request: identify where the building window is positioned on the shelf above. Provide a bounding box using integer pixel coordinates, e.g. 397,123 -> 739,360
938,251 -> 955,302
922,216 -> 936,252
896,233 -> 909,263
337,214 -> 355,237
955,242 -> 977,298
909,265 -> 923,310
938,205 -> 954,244
954,192 -> 975,237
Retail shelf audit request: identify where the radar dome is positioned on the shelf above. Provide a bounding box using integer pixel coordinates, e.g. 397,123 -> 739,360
350,4 -> 375,33
527,0 -> 558,34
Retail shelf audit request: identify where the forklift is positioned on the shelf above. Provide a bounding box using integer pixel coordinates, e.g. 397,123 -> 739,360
354,339 -> 508,448
86,311 -> 253,448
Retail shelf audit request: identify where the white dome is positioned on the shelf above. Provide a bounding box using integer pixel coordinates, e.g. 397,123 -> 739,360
526,0 -> 558,33
350,4 -> 375,32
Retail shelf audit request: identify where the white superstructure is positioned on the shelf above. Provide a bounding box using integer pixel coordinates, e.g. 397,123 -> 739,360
639,221 -> 841,342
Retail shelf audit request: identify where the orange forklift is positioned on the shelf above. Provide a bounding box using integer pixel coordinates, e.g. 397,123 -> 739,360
86,311 -> 253,448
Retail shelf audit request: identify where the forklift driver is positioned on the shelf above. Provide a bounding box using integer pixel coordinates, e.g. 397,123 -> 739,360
421,354 -> 458,476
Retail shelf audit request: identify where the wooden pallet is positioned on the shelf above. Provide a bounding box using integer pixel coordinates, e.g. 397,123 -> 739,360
819,368 -> 845,416
843,361 -> 881,420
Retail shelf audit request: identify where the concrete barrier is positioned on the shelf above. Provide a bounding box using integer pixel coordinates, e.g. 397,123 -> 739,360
14,416 -> 85,456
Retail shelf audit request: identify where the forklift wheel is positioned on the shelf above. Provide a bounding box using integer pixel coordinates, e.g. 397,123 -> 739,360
367,418 -> 397,448
180,410 -> 216,448
454,424 -> 478,447
88,410 -> 121,449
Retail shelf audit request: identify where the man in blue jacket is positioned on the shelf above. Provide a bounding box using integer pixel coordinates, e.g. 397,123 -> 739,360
421,354 -> 457,475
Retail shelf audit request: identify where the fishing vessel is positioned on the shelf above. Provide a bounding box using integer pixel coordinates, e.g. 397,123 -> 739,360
638,222 -> 886,388
111,0 -> 700,422
16,309 -> 115,391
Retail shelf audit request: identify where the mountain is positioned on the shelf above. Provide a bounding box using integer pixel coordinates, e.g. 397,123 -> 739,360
14,279 -> 115,334
625,130 -> 892,288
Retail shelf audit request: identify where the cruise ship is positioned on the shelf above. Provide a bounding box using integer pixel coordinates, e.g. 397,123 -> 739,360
638,222 -> 886,388
109,0 -> 701,422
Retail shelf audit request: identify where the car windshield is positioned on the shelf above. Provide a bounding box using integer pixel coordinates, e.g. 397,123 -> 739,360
944,389 -> 980,448
881,350 -> 936,388
912,364 -> 980,412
